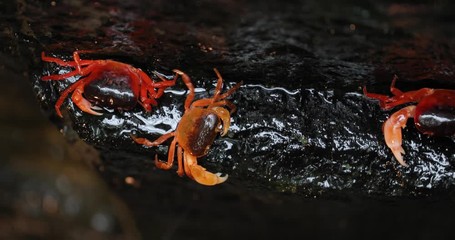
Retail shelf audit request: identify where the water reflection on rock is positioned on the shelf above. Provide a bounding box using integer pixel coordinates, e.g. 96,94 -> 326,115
3,0 -> 455,238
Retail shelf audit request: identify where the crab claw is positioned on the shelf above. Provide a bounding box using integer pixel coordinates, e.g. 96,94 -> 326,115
184,153 -> 228,186
383,105 -> 416,167
212,107 -> 231,136
189,165 -> 228,186
71,86 -> 103,116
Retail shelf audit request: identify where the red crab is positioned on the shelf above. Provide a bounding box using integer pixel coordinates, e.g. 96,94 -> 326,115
132,68 -> 242,186
364,76 -> 455,166
41,51 -> 177,117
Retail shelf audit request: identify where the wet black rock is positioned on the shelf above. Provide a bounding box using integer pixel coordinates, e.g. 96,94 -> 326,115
7,0 -> 455,197
4,0 -> 455,239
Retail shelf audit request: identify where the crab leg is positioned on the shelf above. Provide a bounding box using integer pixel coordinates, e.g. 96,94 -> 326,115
52,65 -> 99,117
138,96 -> 158,112
54,80 -> 85,117
154,138 -> 177,170
42,69 -> 83,81
383,105 -> 416,167
364,78 -> 435,110
173,69 -> 196,110
41,52 -> 93,68
72,51 -> 89,73
131,132 -> 179,171
42,61 -> 98,81
211,68 -> 224,102
131,132 -> 175,147
136,70 -> 177,111
135,73 -> 156,112
206,69 -> 242,103
217,81 -> 242,101
183,152 -> 228,186
138,70 -> 176,89
191,99 -> 237,113
176,146 -> 184,177
388,75 -> 404,96
151,71 -> 179,99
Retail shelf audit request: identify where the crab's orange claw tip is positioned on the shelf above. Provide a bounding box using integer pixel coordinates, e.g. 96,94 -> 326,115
392,146 -> 408,167
74,98 -> 103,116
90,106 -> 103,111
55,106 -> 64,118
189,165 -> 228,186
130,134 -> 138,142
80,107 -> 103,116
194,172 -> 228,186
89,109 -> 103,116
215,172 -> 229,183
172,69 -> 184,75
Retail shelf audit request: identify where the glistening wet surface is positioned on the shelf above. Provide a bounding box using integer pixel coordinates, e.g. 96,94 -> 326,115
2,0 -> 455,239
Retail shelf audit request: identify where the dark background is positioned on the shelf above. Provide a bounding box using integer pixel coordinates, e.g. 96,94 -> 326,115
1,0 -> 455,239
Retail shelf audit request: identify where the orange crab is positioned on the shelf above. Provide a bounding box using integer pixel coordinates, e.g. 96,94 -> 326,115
42,51 -> 177,117
132,68 -> 241,186
364,76 -> 455,166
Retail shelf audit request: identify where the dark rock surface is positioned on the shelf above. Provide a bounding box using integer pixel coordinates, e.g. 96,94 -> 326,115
2,0 -> 455,239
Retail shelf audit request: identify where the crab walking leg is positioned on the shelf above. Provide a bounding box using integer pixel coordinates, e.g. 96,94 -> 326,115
364,85 -> 435,110
42,63 -> 98,81
72,51 -> 98,73
42,69 -> 83,81
184,152 -> 228,186
131,132 -> 178,170
173,69 -> 196,110
139,95 -> 158,111
42,61 -> 99,81
217,81 -> 242,101
191,99 -> 237,113
383,105 -> 416,167
145,73 -> 177,105
134,72 -> 157,111
211,68 -> 224,102
363,87 -> 390,103
131,132 -> 175,147
41,52 -> 92,68
137,70 -> 176,90
176,146 -> 184,177
389,75 -> 404,96
152,71 -> 179,99
53,80 -> 84,117
154,138 -> 177,170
